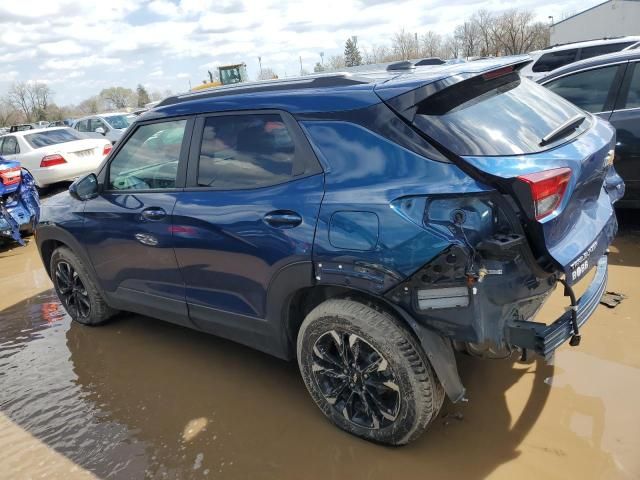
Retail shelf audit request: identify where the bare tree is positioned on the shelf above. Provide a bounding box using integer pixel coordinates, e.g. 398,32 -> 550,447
420,31 -> 442,57
5,82 -> 33,122
327,55 -> 346,70
493,9 -> 545,55
472,10 -> 497,56
78,96 -> 102,114
455,21 -> 481,58
0,100 -> 20,127
391,28 -> 419,60
257,67 -> 277,80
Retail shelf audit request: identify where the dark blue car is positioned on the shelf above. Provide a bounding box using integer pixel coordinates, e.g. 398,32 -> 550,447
36,56 -> 624,445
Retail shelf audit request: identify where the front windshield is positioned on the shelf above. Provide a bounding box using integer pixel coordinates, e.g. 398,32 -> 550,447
104,115 -> 131,130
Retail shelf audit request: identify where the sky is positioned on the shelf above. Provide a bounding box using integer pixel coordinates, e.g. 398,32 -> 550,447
0,0 -> 604,106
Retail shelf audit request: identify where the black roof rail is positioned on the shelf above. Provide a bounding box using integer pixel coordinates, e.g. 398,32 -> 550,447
542,35 -> 631,50
386,61 -> 415,71
413,57 -> 445,66
157,73 -> 371,108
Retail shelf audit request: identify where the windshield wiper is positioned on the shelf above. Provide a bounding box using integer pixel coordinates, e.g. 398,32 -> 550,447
540,114 -> 586,147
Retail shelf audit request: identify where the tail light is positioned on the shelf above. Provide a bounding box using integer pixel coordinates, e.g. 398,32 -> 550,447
517,168 -> 572,220
40,154 -> 67,168
102,144 -> 112,156
0,166 -> 21,186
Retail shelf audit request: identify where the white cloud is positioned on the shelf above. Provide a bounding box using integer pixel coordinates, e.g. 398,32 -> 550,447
0,70 -> 19,81
0,0 -> 608,104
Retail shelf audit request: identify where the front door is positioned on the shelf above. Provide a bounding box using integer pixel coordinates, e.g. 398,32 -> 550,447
81,118 -> 193,326
172,112 -> 324,339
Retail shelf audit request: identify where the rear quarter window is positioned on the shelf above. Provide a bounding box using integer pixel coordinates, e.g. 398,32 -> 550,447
413,73 -> 588,156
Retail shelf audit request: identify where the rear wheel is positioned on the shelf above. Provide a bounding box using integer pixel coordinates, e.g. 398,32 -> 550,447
297,299 -> 444,445
50,247 -> 116,326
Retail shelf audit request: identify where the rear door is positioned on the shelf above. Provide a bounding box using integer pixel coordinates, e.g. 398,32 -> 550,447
172,111 -> 323,338
377,61 -> 622,284
81,117 -> 193,326
608,61 -> 640,204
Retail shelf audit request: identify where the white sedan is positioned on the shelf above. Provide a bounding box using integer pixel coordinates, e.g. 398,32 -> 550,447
0,127 -> 112,188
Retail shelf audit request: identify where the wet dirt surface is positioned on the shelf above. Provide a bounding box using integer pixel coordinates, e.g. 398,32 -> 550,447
1,214 -> 639,479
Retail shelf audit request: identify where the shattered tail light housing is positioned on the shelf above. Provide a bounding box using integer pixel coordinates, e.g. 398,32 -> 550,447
0,166 -> 21,186
517,167 -> 572,220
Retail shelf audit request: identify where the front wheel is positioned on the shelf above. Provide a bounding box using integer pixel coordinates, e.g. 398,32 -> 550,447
50,246 -> 116,326
297,299 -> 444,445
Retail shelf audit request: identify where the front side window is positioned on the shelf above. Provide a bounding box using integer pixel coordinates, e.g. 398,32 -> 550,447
108,120 -> 186,190
90,119 -> 108,132
532,49 -> 579,73
76,120 -> 90,132
545,65 -> 619,113
197,114 -> 295,189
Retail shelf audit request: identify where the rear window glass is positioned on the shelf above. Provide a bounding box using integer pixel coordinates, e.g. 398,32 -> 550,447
24,128 -> 83,148
532,49 -> 578,72
414,73 -> 588,156
545,65 -> 619,113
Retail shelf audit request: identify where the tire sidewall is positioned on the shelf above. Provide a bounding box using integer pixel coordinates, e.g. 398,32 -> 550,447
50,248 -> 102,326
298,305 -> 430,445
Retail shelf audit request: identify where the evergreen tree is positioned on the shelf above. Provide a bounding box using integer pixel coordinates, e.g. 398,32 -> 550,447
344,37 -> 362,67
136,84 -> 151,108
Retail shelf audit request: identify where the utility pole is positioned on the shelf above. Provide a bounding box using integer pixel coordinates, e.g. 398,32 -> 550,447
258,56 -> 262,79
299,56 -> 303,76
320,51 -> 324,67
188,79 -> 191,90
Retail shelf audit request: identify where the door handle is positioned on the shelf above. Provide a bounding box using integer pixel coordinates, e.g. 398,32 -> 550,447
141,207 -> 166,221
263,210 -> 302,228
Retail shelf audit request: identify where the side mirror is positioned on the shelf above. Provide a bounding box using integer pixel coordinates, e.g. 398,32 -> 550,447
95,127 -> 105,135
69,173 -> 99,201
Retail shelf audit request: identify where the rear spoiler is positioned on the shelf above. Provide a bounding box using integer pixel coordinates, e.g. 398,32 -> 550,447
374,55 -> 532,121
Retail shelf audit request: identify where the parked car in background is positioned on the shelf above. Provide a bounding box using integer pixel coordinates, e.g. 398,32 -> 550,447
72,113 -> 132,144
48,120 -> 66,127
0,127 -> 112,188
0,158 -> 39,242
539,49 -> 639,207
9,124 -> 37,133
521,36 -> 640,81
36,57 -> 623,445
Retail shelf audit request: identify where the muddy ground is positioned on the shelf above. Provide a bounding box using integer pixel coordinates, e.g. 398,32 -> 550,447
0,210 -> 639,479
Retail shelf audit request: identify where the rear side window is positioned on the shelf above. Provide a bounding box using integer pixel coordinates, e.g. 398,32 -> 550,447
25,128 -> 82,148
580,42 -> 635,60
197,114 -> 295,189
532,49 -> 579,73
413,73 -> 587,156
0,136 -> 20,155
545,65 -> 619,113
108,120 -> 186,190
623,63 -> 640,109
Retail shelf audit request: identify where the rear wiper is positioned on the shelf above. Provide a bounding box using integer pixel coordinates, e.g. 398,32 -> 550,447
539,114 -> 586,147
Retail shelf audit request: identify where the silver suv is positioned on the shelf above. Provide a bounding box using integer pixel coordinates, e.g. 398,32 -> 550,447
72,113 -> 132,144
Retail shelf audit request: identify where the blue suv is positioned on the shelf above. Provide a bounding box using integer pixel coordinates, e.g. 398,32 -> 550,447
36,56 -> 624,445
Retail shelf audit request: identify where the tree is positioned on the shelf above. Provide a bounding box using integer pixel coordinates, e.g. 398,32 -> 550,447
136,84 -> 150,108
4,81 -> 53,122
258,67 -> 277,80
420,31 -> 442,58
313,62 -> 325,73
99,87 -> 135,110
327,55 -> 346,70
344,36 -> 362,67
0,100 -> 19,127
78,96 -> 102,114
391,29 -> 419,60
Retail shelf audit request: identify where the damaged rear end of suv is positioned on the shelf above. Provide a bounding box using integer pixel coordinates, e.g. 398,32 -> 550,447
296,56 -> 623,444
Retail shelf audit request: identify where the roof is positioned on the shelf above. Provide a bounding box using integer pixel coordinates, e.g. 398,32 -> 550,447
530,35 -> 640,55
551,0 -> 612,27
538,48 -> 640,83
149,55 -> 530,119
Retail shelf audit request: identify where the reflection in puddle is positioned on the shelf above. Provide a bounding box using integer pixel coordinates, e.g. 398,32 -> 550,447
0,275 -> 639,478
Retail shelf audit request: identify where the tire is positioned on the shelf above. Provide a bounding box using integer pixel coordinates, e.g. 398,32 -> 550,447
50,246 -> 116,326
297,299 -> 445,445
